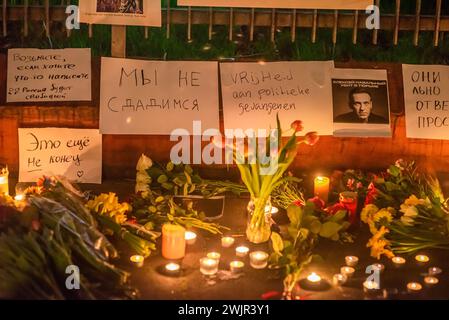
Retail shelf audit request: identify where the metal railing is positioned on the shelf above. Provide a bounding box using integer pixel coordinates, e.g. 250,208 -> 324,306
0,0 -> 447,47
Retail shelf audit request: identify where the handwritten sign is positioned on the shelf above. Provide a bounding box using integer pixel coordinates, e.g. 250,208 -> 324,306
19,128 -> 102,183
7,48 -> 91,103
100,58 -> 220,135
79,0 -> 161,27
178,0 -> 372,9
403,64 -> 449,140
220,61 -> 334,135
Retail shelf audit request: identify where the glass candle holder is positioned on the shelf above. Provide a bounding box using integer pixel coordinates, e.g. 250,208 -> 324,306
339,192 -> 358,224
424,276 -> 439,287
200,257 -> 219,276
415,255 -> 430,266
391,256 -> 406,268
407,282 -> 422,293
130,255 -> 145,268
221,236 -> 235,248
230,261 -> 245,274
162,224 -> 186,260
428,267 -> 442,276
0,165 -> 9,196
363,280 -> 380,293
306,272 -> 322,288
236,246 -> 249,257
333,273 -> 348,286
340,266 -> 355,278
164,262 -> 181,276
249,251 -> 269,269
345,256 -> 359,267
185,231 -> 197,245
207,252 -> 221,261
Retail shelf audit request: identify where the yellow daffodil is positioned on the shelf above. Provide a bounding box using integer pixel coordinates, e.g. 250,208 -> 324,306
373,207 -> 395,224
86,193 -> 131,225
367,226 -> 394,260
361,204 -> 379,224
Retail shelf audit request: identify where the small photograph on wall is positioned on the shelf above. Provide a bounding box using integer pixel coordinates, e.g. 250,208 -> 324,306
79,0 -> 161,27
332,68 -> 391,137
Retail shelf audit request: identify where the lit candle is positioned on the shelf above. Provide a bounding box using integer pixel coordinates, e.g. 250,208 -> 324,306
339,192 -> 358,224
407,282 -> 422,293
207,252 -> 221,261
306,272 -> 322,288
221,236 -> 235,248
371,263 -> 385,273
345,256 -> 359,267
391,256 -> 406,268
162,224 -> 186,260
0,166 -> 9,196
130,255 -> 144,268
230,261 -> 245,273
249,251 -> 269,269
165,262 -> 181,275
333,273 -> 348,286
428,267 -> 442,276
363,280 -> 380,293
415,255 -> 430,265
236,246 -> 250,257
265,206 -> 279,215
424,276 -> 439,287
340,266 -> 355,278
200,257 -> 219,276
314,176 -> 330,203
185,231 -> 197,245
14,194 -> 25,201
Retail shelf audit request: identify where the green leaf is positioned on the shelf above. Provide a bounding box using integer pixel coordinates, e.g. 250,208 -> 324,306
319,221 -> 342,238
270,232 -> 284,254
166,162 -> 174,172
389,165 -> 401,177
287,205 -> 303,227
157,175 -> 168,183
329,210 -> 347,223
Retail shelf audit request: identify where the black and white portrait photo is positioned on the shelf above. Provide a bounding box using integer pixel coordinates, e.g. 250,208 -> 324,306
96,0 -> 144,14
331,69 -> 391,137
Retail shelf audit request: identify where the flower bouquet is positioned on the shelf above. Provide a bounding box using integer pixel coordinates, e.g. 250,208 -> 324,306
232,116 -> 319,244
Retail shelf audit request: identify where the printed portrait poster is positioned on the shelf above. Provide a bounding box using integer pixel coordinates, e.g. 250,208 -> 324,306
332,69 -> 391,137
79,0 -> 161,27
178,0 -> 372,10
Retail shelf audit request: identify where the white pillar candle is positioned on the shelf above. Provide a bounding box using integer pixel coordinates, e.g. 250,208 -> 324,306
249,251 -> 269,269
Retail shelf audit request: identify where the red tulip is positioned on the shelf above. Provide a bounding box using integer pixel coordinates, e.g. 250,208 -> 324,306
304,132 -> 319,146
291,120 -> 304,133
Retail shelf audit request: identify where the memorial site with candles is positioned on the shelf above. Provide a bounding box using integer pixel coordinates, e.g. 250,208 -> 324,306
2,0 -> 449,309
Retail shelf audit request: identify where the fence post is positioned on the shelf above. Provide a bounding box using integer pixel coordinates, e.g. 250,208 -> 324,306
111,26 -> 126,58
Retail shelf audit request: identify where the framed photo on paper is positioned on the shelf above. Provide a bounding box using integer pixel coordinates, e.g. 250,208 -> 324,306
79,0 -> 161,27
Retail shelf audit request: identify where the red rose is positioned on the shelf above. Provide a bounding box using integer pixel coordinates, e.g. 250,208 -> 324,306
291,120 -> 304,133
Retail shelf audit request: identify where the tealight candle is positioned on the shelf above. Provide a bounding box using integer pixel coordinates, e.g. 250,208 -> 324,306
162,224 -> 186,260
266,206 -> 279,215
236,246 -> 250,257
165,262 -> 181,275
333,273 -> 348,286
391,256 -> 406,268
230,261 -> 245,273
185,231 -> 197,245
424,276 -> 439,287
371,263 -> 385,273
314,176 -> 330,203
407,282 -> 422,293
221,236 -> 235,248
249,251 -> 269,269
130,255 -> 144,268
306,272 -> 322,288
340,266 -> 355,278
415,255 -> 430,265
207,252 -> 221,261
345,256 -> 359,267
14,194 -> 25,201
200,257 -> 219,276
428,267 -> 442,276
0,166 -> 9,196
363,280 -> 380,293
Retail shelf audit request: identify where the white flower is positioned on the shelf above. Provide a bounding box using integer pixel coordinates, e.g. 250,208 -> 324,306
136,154 -> 153,171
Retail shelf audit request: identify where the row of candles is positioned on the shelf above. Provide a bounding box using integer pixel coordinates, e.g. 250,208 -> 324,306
129,224 -> 270,276
303,253 -> 442,294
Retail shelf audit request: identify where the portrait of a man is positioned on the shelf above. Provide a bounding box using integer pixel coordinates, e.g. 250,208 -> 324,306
334,87 -> 389,124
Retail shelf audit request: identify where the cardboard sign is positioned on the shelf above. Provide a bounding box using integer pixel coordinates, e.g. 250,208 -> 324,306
7,48 -> 91,103
332,68 -> 391,137
100,58 -> 220,135
220,61 -> 334,135
403,64 -> 449,140
19,128 -> 102,184
79,0 -> 161,27
178,0 -> 372,9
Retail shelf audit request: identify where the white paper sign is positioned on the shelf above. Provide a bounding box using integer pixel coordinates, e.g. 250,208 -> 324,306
178,0 -> 372,9
403,64 -> 449,140
332,68 -> 391,137
100,58 -> 220,135
7,48 -> 91,103
79,0 -> 161,27
19,128 -> 102,184
220,61 -> 334,135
